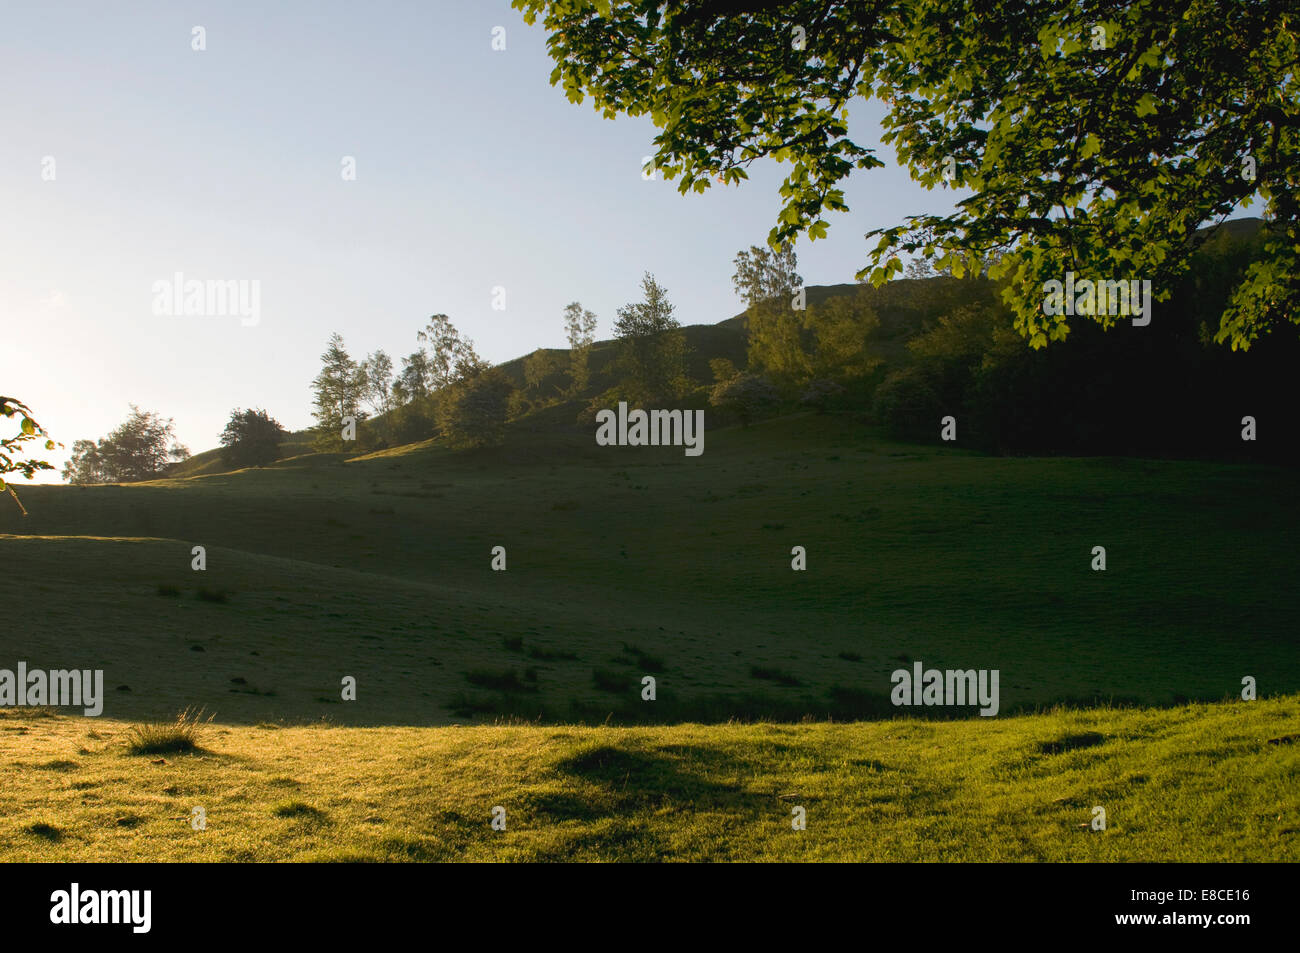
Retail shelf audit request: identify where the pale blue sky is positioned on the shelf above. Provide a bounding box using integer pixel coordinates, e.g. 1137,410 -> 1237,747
3,1 -> 958,480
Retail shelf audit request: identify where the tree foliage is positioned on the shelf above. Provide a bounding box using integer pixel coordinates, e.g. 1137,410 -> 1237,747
733,243 -> 879,391
359,351 -> 396,418
802,287 -> 881,381
1,396 -> 57,514
62,405 -> 189,485
219,408 -> 287,469
514,0 -> 1300,350
418,314 -> 483,392
563,301 -> 599,394
393,350 -> 434,404
613,272 -> 690,402
732,242 -> 802,310
524,349 -> 568,395
439,366 -> 514,448
310,333 -> 367,449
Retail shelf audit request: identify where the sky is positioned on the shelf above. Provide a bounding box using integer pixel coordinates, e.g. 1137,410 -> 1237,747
1,1 -> 963,482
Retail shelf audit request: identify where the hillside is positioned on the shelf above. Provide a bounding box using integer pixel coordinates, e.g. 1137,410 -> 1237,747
166,277 -> 983,476
3,413 -> 1296,727
166,214 -> 1278,478
5,251 -> 1298,862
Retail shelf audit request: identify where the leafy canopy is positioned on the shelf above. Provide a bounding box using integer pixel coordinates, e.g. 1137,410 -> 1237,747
513,0 -> 1299,350
220,408 -> 288,469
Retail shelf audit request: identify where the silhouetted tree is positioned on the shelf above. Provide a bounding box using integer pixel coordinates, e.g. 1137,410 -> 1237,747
63,406 -> 189,484
310,333 -> 366,449
219,408 -> 287,468
613,272 -> 690,403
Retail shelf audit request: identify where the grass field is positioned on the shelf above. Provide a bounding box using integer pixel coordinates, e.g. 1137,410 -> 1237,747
2,697 -> 1296,861
1,414 -> 1296,725
2,413 -> 1296,861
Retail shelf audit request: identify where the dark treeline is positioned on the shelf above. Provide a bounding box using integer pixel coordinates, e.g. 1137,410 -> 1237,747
865,221 -> 1299,465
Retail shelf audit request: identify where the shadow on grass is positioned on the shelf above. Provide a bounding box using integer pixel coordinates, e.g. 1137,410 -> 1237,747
519,743 -> 770,860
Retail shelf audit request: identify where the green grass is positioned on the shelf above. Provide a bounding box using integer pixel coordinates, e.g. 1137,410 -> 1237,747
1,411 -> 1296,860
1,414 -> 1294,726
0,698 -> 1295,861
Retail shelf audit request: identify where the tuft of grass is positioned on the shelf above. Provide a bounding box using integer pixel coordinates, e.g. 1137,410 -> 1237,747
502,635 -> 524,653
195,588 -> 229,603
125,707 -> 212,755
156,583 -> 180,597
838,651 -> 863,662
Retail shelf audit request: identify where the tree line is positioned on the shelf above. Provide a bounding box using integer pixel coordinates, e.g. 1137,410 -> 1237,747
33,219 -> 1296,493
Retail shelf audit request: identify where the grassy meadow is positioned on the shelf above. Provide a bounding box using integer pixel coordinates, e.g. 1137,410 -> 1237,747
2,413 -> 1296,726
1,697 -> 1295,862
2,412 -> 1297,860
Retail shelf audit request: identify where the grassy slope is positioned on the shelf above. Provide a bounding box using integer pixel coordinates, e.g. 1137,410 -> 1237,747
7,227 -> 1291,862
2,414 -> 1297,727
2,697 -> 1296,861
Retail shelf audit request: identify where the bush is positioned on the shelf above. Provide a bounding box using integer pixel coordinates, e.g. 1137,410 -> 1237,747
872,365 -> 945,440
799,378 -> 846,414
709,372 -> 781,427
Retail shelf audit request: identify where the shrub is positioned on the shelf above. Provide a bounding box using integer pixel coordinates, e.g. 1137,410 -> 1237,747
708,372 -> 780,427
799,378 -> 846,414
872,365 -> 945,440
